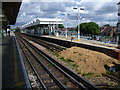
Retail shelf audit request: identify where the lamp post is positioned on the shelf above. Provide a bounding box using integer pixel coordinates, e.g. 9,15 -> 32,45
62,13 -> 70,38
55,16 -> 59,36
117,2 -> 120,45
56,16 -> 58,31
73,7 -> 84,41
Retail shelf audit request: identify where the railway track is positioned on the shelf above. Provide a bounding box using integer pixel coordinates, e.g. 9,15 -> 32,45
16,35 -> 98,89
19,33 -> 66,52
105,75 -> 120,82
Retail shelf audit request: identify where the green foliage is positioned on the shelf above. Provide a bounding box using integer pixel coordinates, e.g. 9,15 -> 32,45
14,27 -> 21,32
104,24 -> 110,26
59,57 -> 64,60
103,70 -> 114,75
117,22 -> 119,28
47,49 -> 59,57
47,64 -> 51,67
56,49 -> 61,52
59,57 -> 73,63
82,72 -> 95,76
71,63 -> 78,68
69,28 -> 75,31
95,74 -> 102,77
58,24 -> 64,28
76,22 -> 100,35
114,86 -> 120,89
66,59 -> 73,63
59,57 -> 78,69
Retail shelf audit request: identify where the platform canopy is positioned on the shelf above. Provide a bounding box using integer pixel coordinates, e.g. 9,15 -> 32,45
1,1 -> 22,29
117,2 -> 120,5
21,18 -> 64,30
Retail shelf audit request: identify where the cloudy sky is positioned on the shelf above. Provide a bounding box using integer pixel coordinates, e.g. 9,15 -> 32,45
13,0 -> 120,28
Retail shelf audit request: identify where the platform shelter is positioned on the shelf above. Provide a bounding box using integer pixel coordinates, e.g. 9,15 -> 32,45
21,18 -> 64,35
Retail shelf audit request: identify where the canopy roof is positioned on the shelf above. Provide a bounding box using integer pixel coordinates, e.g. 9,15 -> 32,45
21,18 -> 64,29
117,2 -> 120,5
2,2 -> 22,25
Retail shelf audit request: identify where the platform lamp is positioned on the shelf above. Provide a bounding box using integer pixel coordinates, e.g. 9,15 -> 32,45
73,7 -> 84,41
61,13 -> 70,38
55,16 -> 60,37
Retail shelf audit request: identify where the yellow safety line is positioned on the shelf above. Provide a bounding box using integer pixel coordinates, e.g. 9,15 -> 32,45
14,44 -> 19,82
13,42 -> 24,87
48,36 -> 118,49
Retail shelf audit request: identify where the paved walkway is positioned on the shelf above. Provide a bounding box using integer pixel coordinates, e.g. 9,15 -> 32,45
0,37 -> 2,89
42,35 -> 118,50
2,32 -> 31,89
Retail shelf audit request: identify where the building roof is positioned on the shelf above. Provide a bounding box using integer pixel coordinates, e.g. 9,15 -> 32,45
36,18 -> 63,24
37,18 -> 63,22
101,26 -> 112,34
21,18 -> 64,29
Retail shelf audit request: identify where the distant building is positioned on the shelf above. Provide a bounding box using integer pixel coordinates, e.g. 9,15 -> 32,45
100,26 -> 117,37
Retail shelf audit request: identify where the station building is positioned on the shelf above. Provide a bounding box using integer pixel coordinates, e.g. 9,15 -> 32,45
21,18 -> 64,36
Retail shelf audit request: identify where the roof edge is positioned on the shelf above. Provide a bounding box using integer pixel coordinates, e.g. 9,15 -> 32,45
117,2 -> 120,5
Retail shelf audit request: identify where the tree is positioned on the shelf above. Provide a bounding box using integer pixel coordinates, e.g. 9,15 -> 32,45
117,22 -> 119,27
76,22 -> 100,35
104,24 -> 110,27
58,24 -> 64,28
69,28 -> 75,31
14,27 -> 21,32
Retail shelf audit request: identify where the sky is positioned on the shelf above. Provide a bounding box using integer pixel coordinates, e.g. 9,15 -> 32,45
12,0 -> 120,28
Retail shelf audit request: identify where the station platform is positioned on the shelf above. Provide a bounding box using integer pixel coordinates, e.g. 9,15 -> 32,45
2,32 -> 31,89
33,34 -> 119,60
42,35 -> 118,50
23,33 -> 120,60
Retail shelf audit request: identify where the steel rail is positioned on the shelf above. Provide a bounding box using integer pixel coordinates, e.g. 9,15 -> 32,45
17,36 -> 47,89
18,36 -> 67,89
22,37 -> 87,89
20,33 -> 66,51
20,35 -> 98,90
